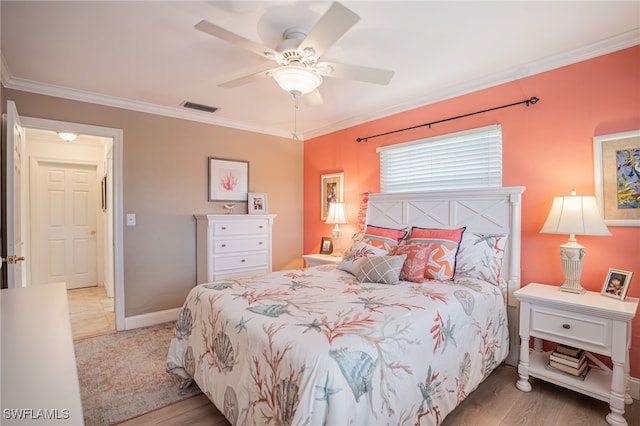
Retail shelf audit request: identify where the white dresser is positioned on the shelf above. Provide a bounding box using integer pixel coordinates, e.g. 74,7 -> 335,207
195,214 -> 276,283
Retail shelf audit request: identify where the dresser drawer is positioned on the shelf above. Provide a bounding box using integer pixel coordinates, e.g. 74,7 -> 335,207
214,253 -> 268,272
213,220 -> 269,236
530,306 -> 611,351
214,237 -> 267,253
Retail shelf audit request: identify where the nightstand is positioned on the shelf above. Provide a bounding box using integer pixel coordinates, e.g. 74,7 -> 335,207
302,254 -> 343,267
514,283 -> 638,426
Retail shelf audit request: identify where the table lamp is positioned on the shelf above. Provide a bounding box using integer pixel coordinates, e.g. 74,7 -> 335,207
540,190 -> 611,293
326,202 -> 348,256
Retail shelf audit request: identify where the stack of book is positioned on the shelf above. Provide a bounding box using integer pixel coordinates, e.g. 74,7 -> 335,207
547,344 -> 590,380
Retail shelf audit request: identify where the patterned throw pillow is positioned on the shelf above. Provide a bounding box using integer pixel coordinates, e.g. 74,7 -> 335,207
357,254 -> 407,285
409,227 -> 466,281
337,242 -> 388,276
363,225 -> 408,251
455,232 -> 508,286
390,244 -> 430,283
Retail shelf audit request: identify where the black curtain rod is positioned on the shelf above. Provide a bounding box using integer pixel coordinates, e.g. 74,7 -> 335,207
356,96 -> 540,143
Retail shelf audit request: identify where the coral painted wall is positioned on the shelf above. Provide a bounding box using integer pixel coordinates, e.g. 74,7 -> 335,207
304,46 -> 640,377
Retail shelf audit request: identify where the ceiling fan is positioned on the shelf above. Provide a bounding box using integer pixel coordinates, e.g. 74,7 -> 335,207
195,2 -> 394,104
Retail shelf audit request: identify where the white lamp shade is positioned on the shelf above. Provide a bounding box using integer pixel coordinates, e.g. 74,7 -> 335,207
326,202 -> 348,225
273,65 -> 322,96
540,194 -> 611,236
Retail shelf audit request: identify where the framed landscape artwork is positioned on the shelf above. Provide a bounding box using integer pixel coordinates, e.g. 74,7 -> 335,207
208,157 -> 249,202
593,130 -> 640,226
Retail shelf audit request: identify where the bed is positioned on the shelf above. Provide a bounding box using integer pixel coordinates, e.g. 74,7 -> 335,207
167,187 -> 525,425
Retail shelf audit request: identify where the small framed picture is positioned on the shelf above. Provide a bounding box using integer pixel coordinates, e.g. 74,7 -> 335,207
248,193 -> 268,215
601,268 -> 633,300
320,237 -> 333,255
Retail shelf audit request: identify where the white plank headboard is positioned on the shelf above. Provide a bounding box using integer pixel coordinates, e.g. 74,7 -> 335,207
367,186 -> 526,365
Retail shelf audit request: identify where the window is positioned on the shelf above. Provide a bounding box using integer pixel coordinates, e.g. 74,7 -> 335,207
378,124 -> 502,193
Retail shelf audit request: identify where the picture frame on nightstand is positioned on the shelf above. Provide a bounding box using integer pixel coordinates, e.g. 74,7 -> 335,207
320,237 -> 333,255
601,268 -> 633,300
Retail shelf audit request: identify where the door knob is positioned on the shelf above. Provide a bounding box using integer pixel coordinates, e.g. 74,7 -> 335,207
2,255 -> 25,264
89,230 -> 97,236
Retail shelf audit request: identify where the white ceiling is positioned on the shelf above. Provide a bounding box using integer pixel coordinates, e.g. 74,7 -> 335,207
2,1 -> 639,140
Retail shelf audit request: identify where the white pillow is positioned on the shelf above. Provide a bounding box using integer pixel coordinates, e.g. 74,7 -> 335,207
455,232 -> 508,286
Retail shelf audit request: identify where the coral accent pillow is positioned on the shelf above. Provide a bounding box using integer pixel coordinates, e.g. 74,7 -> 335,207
455,232 -> 508,286
363,225 -> 408,251
409,227 -> 466,281
390,244 -> 430,283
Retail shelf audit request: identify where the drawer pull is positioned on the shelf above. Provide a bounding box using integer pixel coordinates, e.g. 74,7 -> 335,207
258,242 -> 263,245
562,324 -> 571,329
241,259 -> 246,263
259,225 -> 264,229
221,226 -> 227,230
221,244 -> 226,247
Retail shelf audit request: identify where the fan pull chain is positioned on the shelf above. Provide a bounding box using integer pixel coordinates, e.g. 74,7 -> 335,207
292,95 -> 300,140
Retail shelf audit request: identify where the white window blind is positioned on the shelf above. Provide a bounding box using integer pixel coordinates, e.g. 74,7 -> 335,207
378,124 -> 502,193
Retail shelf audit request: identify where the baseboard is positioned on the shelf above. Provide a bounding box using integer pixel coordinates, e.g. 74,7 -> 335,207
630,376 -> 640,401
124,307 -> 181,330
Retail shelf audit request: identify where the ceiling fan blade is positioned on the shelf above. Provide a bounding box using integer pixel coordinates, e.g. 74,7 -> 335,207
218,64 -> 278,88
316,61 -> 394,85
298,2 -> 360,58
195,19 -> 280,61
302,89 -> 324,107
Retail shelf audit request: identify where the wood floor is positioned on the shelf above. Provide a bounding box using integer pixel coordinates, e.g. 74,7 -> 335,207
117,364 -> 639,426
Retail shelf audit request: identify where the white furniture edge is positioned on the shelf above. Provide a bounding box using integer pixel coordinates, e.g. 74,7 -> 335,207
367,186 -> 525,365
1,283 -> 85,425
303,253 -> 343,267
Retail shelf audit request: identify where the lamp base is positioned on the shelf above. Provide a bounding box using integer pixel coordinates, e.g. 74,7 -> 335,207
559,282 -> 586,294
331,224 -> 342,257
558,239 -> 586,294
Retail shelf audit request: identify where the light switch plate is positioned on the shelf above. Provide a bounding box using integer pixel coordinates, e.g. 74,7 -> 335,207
126,213 -> 136,226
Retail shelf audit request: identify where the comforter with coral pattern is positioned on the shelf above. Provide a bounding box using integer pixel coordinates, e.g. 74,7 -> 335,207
166,265 -> 508,426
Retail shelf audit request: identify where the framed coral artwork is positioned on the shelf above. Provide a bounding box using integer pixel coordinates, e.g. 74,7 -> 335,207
208,157 -> 249,201
593,130 -> 640,226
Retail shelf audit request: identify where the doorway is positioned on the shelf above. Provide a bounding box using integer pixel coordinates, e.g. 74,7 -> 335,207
16,112 -> 125,332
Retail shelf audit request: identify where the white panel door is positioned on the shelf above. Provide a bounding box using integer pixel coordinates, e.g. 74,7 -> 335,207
36,162 -> 98,289
4,101 -> 26,287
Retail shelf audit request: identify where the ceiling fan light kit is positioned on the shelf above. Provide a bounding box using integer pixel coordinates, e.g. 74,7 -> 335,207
273,66 -> 323,96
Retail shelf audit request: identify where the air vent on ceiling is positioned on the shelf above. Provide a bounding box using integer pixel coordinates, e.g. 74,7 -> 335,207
182,101 -> 218,113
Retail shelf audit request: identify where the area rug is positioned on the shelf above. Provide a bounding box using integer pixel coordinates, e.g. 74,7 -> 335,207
74,321 -> 201,425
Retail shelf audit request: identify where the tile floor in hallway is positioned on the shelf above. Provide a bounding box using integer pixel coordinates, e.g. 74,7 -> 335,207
67,285 -> 115,340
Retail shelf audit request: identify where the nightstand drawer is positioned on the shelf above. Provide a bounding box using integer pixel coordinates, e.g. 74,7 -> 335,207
530,306 -> 611,351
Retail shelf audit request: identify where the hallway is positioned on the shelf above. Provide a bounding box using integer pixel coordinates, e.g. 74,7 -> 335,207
67,286 -> 115,340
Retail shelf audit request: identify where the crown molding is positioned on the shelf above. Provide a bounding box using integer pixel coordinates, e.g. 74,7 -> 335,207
1,58 -> 294,140
3,29 -> 639,141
